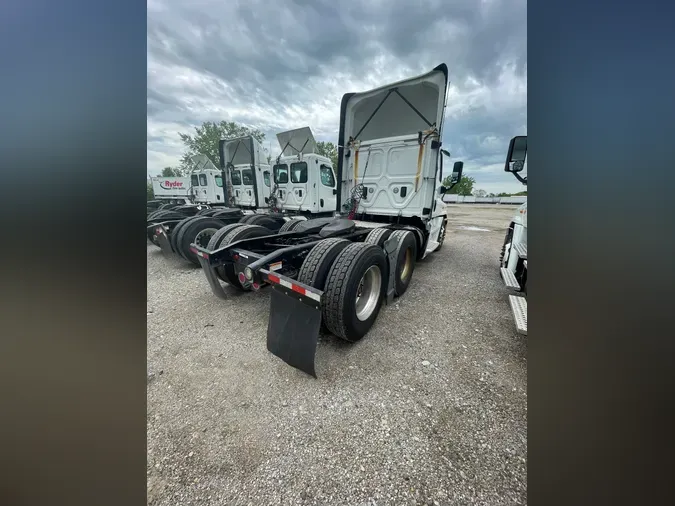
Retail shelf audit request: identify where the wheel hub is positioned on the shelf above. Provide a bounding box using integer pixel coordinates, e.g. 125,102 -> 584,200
355,265 -> 382,321
194,228 -> 218,248
400,247 -> 413,281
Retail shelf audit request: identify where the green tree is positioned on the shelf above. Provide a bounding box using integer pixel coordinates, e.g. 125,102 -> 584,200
442,175 -> 475,196
161,166 -> 184,177
178,121 -> 266,171
316,141 -> 339,168
147,182 -> 154,201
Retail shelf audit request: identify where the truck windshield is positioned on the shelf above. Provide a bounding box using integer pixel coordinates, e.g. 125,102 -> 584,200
291,162 -> 308,183
230,170 -> 241,185
274,164 -> 288,184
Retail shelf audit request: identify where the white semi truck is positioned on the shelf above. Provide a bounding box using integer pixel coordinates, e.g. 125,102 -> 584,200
191,63 -> 465,376
499,135 -> 528,335
270,127 -> 338,217
220,135 -> 271,209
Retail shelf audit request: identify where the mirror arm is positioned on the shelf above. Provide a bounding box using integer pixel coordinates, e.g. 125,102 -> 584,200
513,172 -> 527,185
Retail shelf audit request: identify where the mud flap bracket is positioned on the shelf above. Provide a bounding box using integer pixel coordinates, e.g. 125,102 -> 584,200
196,255 -> 229,299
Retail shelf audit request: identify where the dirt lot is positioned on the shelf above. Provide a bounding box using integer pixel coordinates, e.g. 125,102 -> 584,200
147,204 -> 527,506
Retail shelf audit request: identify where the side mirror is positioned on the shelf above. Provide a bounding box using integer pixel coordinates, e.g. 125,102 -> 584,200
505,135 -> 527,173
449,161 -> 463,187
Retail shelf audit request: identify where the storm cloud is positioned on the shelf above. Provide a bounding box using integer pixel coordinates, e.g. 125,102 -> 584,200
148,0 -> 527,194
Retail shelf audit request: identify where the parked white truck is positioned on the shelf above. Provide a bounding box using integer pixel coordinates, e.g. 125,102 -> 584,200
191,63 -> 465,376
270,127 -> 338,217
499,135 -> 528,335
150,155 -> 227,207
219,135 -> 271,209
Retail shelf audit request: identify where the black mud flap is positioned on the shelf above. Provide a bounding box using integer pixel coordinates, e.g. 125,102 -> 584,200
196,255 -> 228,300
155,227 -> 174,258
266,286 -> 322,378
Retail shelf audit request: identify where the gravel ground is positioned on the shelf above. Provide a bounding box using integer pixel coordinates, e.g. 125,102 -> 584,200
147,204 -> 527,506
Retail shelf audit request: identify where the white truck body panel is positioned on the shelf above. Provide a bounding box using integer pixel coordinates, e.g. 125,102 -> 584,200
505,201 -> 527,272
152,177 -> 191,200
338,65 -> 448,221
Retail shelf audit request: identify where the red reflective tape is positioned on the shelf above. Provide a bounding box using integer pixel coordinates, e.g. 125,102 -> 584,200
268,274 -> 280,284
291,284 -> 306,295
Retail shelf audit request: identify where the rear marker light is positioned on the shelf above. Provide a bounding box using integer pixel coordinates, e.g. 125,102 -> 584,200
252,282 -> 260,291
238,272 -> 246,284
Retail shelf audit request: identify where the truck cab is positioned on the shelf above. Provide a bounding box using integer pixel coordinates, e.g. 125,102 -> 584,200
337,63 -> 462,257
500,135 -> 528,335
272,127 -> 337,216
219,135 -> 271,210
188,169 -> 225,205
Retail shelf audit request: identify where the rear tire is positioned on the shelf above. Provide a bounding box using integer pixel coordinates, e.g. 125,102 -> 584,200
365,227 -> 392,247
298,238 -> 351,290
238,214 -> 258,224
278,218 -> 304,233
434,219 -> 447,251
322,243 -> 387,342
217,225 -> 270,289
178,218 -> 226,266
390,230 -> 417,297
171,216 -> 203,254
246,214 -> 283,231
206,223 -> 246,250
500,226 -> 514,266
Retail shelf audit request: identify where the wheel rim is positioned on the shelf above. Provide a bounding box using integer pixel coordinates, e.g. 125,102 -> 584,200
355,265 -> 382,321
400,247 -> 413,281
194,227 -> 218,248
438,224 -> 445,245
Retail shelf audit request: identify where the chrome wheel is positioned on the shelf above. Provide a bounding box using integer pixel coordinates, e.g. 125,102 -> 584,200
355,265 -> 382,321
194,227 -> 218,248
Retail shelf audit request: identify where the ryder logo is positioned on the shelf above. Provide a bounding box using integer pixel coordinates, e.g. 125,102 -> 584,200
159,180 -> 184,190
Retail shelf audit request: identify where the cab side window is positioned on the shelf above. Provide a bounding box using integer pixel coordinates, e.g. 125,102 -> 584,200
320,165 -> 335,187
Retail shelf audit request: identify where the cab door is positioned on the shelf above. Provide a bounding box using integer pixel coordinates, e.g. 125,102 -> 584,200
260,169 -> 272,206
241,168 -> 256,206
231,169 -> 249,206
273,163 -> 290,206
318,163 -> 337,212
288,161 -> 310,210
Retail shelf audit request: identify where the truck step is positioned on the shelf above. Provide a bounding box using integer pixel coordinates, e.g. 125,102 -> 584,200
509,295 -> 528,335
500,267 -> 521,290
514,243 -> 527,259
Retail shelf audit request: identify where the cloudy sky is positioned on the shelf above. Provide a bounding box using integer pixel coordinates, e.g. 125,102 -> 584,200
148,0 -> 527,194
